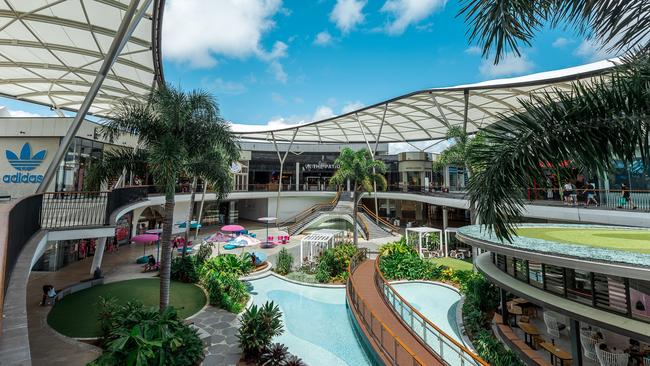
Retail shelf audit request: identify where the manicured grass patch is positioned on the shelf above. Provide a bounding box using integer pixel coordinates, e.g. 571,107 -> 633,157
48,278 -> 206,338
429,257 -> 474,271
516,228 -> 650,254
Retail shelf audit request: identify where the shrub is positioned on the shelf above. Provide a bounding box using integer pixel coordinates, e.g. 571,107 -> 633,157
194,241 -> 214,265
379,251 -> 442,281
473,329 -> 524,366
171,256 -> 199,283
238,301 -> 283,360
91,299 -> 203,366
275,248 -> 293,275
200,253 -> 253,279
202,272 -> 249,313
315,266 -> 331,283
314,244 -> 359,283
378,238 -> 414,256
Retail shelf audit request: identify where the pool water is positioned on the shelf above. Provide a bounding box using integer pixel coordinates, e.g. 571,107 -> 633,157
392,281 -> 464,345
247,275 -> 373,366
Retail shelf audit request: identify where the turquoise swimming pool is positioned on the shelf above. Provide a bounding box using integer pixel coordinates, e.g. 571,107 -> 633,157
247,275 -> 373,366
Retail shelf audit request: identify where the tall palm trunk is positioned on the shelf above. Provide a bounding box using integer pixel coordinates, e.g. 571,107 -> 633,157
183,177 -> 198,257
194,180 -> 208,242
352,183 -> 358,246
466,165 -> 478,224
159,189 -> 175,311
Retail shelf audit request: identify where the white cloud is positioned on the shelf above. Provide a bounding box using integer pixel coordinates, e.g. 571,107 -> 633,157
380,0 -> 447,35
552,37 -> 573,48
0,106 -> 44,117
388,140 -> 450,154
330,0 -> 366,33
162,0 -> 288,79
312,105 -> 336,121
314,31 -> 334,46
479,53 -> 534,77
203,78 -> 247,95
574,38 -> 618,62
341,101 -> 365,114
464,46 -> 481,55
269,61 -> 288,83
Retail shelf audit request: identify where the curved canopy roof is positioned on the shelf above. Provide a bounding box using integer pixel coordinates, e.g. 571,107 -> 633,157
234,58 -> 621,144
0,0 -> 163,116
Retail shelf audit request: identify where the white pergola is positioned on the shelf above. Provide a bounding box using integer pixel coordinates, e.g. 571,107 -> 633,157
300,229 -> 344,264
405,227 -> 443,257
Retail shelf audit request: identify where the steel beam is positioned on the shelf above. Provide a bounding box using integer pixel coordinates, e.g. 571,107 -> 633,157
37,0 -> 148,193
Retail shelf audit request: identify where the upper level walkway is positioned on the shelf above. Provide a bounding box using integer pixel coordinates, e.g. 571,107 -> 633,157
347,258 -> 444,366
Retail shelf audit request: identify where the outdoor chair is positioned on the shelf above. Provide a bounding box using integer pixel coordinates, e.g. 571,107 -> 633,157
595,343 -> 629,366
543,311 -> 567,338
580,333 -> 600,361
267,236 -> 274,242
643,357 -> 650,366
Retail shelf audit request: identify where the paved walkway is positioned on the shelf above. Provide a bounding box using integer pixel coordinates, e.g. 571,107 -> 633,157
349,260 -> 444,366
190,307 -> 241,366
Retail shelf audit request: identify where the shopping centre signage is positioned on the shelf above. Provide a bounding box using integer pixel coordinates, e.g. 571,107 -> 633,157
3,143 -> 47,184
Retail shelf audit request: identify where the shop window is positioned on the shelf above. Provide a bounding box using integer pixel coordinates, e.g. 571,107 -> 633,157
528,261 -> 544,289
496,254 -> 507,272
566,269 -> 594,305
544,264 -> 565,296
630,279 -> 650,322
593,274 -> 627,314
514,258 -> 528,282
506,256 -> 515,277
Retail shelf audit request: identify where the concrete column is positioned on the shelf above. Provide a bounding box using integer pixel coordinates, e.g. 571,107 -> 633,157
295,162 -> 300,191
130,207 -> 146,238
228,201 -> 238,223
442,207 -> 449,256
500,288 -> 509,325
444,166 -> 450,188
90,237 -> 107,274
346,179 -> 350,192
569,318 -> 582,366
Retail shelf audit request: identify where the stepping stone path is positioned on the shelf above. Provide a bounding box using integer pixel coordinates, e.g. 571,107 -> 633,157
191,306 -> 241,366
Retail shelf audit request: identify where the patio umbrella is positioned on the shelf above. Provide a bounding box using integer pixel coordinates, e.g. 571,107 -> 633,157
207,232 -> 230,255
258,217 -> 277,247
132,233 -> 160,257
221,224 -> 245,232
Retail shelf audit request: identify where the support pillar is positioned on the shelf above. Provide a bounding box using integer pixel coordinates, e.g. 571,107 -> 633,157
570,318 -> 582,366
295,162 -> 300,191
500,288 -> 509,325
90,237 -> 107,274
442,207 -> 449,256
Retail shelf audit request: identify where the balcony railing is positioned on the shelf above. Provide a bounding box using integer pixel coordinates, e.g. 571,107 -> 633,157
374,255 -> 488,366
347,250 -> 425,366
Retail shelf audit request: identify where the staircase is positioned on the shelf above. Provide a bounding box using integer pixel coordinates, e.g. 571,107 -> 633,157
282,191 -> 395,239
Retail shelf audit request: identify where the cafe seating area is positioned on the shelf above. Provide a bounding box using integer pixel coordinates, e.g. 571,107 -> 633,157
496,297 -> 650,366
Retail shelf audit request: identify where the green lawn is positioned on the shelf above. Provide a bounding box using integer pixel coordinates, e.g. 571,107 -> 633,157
516,227 -> 650,254
48,278 -> 206,338
430,257 -> 474,271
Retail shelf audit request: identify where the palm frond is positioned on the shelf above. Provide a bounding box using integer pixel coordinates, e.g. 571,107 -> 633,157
469,53 -> 650,241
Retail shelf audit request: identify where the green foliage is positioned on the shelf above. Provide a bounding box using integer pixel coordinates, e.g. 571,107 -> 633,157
260,343 -> 289,366
378,238 -> 414,256
170,256 -> 199,283
461,273 -> 500,312
379,251 -> 442,281
473,329 -> 524,366
314,244 -> 359,283
200,253 -> 253,279
275,248 -> 293,276
194,242 -> 214,265
201,272 -> 248,313
238,301 -> 284,360
90,299 -> 203,366
330,148 -> 388,193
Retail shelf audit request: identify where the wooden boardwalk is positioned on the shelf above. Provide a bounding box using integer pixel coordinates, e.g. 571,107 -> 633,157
348,259 -> 444,366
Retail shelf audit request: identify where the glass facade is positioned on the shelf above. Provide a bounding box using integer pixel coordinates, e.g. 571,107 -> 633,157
491,253 -> 650,323
55,137 -> 104,192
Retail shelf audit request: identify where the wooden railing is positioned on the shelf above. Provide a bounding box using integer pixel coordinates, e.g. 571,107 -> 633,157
374,256 -> 489,366
347,250 -> 425,366
355,212 -> 370,240
359,204 -> 400,233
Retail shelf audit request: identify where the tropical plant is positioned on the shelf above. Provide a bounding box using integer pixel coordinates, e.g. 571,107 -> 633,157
194,241 -> 214,265
313,244 -> 359,283
170,256 -> 199,283
238,301 -> 284,360
275,248 -> 293,275
201,272 -> 249,313
91,299 -> 203,366
92,84 -> 239,311
200,253 -> 253,279
472,329 -> 525,366
378,238 -> 414,256
466,53 -> 650,241
330,148 -> 387,245
283,355 -> 307,366
458,0 -> 650,64
260,343 -> 290,366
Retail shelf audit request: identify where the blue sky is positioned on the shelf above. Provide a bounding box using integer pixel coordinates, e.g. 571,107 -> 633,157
0,0 -> 616,127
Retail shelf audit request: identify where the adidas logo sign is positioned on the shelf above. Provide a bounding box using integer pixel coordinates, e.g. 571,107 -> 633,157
4,143 -> 46,184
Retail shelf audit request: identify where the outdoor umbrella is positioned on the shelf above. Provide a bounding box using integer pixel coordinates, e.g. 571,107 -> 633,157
258,217 -> 277,247
132,233 -> 160,258
218,225 -> 246,255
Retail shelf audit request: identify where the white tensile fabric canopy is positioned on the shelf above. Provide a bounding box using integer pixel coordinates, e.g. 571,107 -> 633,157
0,0 -> 163,116
233,58 -> 620,144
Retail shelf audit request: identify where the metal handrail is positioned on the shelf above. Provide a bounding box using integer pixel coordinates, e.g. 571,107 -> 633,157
356,211 -> 370,240
374,256 -> 489,366
359,204 -> 400,233
347,250 -> 426,366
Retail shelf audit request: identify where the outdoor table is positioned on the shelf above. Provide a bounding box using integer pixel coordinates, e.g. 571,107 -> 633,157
518,322 -> 541,349
507,304 -> 524,326
539,342 -> 572,366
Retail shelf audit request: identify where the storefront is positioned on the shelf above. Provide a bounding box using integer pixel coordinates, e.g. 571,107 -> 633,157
32,238 -> 99,272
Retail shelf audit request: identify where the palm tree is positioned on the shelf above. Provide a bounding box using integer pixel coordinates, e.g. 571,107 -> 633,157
467,53 -> 650,241
330,148 -> 387,245
98,84 -> 239,310
458,0 -> 650,64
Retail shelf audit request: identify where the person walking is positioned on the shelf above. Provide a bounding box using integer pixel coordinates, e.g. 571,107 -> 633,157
619,183 -> 638,209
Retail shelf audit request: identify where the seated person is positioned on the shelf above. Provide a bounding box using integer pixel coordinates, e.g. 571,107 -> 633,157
41,285 -> 57,305
93,266 -> 104,280
144,255 -> 156,271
